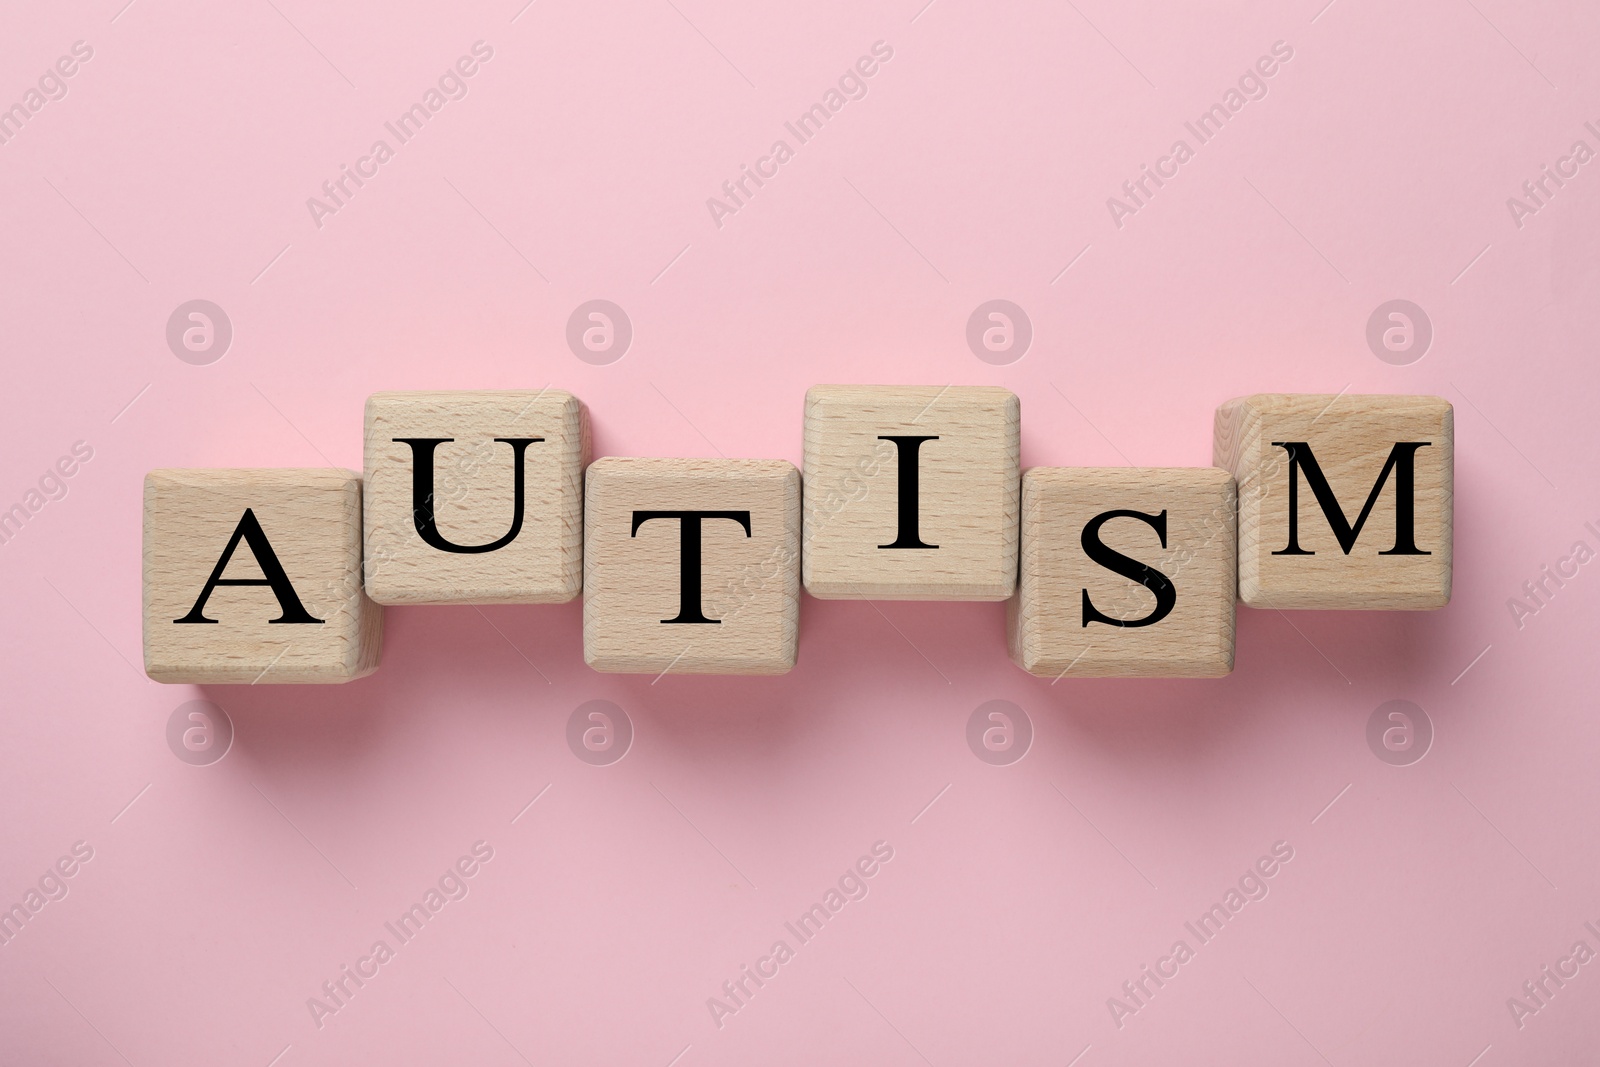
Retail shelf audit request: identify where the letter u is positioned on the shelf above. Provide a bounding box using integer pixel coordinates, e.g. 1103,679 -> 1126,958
394,437 -> 541,553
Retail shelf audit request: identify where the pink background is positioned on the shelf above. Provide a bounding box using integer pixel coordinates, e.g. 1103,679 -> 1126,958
3,0 -> 1598,1063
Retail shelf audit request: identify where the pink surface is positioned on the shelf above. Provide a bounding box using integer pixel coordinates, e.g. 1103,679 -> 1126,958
2,0 -> 1598,1063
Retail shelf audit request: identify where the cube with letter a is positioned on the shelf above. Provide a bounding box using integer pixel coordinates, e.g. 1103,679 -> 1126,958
802,385 -> 1020,600
363,390 -> 588,605
1009,467 -> 1237,678
583,457 -> 799,675
1214,393 -> 1452,609
143,468 -> 383,684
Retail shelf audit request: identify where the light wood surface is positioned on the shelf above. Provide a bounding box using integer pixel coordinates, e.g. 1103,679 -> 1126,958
1008,466 -> 1237,678
1214,393 -> 1452,610
143,468 -> 382,684
363,390 -> 588,604
584,457 -> 800,675
802,384 -> 1019,600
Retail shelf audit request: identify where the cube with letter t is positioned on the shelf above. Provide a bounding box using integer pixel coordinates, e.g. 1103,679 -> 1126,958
802,385 -> 1020,600
143,469 -> 383,684
1009,467 -> 1238,678
1214,394 -> 1453,609
583,458 -> 800,675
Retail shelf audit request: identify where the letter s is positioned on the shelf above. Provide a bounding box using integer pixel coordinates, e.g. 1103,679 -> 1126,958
472,839 -> 495,862
1080,510 -> 1176,628
871,40 -> 894,61
72,41 -> 94,61
472,40 -> 495,61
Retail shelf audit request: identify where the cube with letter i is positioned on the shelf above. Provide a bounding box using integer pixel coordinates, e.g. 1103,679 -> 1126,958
802,385 -> 1020,600
1214,394 -> 1452,609
143,469 -> 382,684
583,458 -> 800,675
363,390 -> 588,604
1009,467 -> 1238,678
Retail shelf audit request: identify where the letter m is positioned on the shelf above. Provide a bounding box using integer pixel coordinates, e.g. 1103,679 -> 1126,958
0,103 -> 29,139
796,103 -> 831,137
1271,441 -> 1431,556
0,504 -> 29,541
396,904 -> 431,937
796,903 -> 830,936
0,903 -> 30,939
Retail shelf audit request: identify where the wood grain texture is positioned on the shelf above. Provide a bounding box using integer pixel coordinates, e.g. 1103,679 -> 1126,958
802,384 -> 1019,600
363,390 -> 588,605
143,468 -> 382,684
1214,393 -> 1452,610
584,457 -> 800,675
1008,467 -> 1237,678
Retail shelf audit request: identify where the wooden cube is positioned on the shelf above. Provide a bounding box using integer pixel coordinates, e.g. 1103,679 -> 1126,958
363,390 -> 588,604
584,458 -> 799,675
802,385 -> 1019,600
1215,394 -> 1452,610
143,469 -> 382,684
1008,467 -> 1237,678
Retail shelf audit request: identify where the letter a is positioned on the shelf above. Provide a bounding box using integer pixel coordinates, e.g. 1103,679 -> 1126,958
707,996 -> 739,1029
1107,996 -> 1138,1029
174,509 -> 324,624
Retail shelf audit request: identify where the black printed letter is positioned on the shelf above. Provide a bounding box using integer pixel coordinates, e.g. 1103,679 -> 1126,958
394,437 -> 542,553
1080,509 -> 1176,629
631,511 -> 753,624
174,509 -> 323,624
1270,441 -> 1430,556
877,435 -> 938,549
